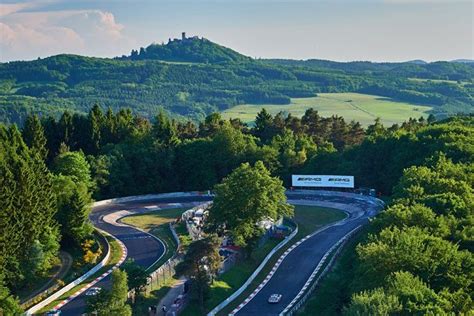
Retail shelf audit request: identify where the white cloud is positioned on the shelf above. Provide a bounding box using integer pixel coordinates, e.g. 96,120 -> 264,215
0,2 -> 34,17
0,4 -> 133,61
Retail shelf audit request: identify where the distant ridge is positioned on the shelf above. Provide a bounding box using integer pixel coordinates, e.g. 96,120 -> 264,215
406,59 -> 428,65
451,59 -> 474,64
120,33 -> 251,64
0,34 -> 472,126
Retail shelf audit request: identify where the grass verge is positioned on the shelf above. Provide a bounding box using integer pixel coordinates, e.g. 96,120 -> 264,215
120,207 -> 187,270
120,207 -> 188,315
180,205 -> 346,316
37,236 -> 122,314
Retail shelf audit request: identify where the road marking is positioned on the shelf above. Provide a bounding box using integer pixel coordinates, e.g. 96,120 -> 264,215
54,238 -> 128,311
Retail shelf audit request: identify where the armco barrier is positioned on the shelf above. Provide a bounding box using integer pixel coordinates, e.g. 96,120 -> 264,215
207,224 -> 298,316
226,194 -> 383,315
26,192 -> 205,315
25,229 -> 112,315
92,191 -> 209,208
280,225 -> 362,315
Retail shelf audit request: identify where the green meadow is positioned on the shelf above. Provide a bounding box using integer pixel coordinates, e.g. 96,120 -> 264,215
222,93 -> 433,126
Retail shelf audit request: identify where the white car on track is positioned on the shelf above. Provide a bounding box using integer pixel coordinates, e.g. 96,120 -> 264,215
85,287 -> 102,296
268,294 -> 282,304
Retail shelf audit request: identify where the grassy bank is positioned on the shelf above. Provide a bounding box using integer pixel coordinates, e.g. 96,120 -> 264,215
221,92 -> 432,127
37,236 -> 122,314
120,207 -> 188,315
181,205 -> 346,316
121,207 -> 186,270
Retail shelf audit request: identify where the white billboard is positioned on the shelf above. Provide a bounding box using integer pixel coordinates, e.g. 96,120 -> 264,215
292,175 -> 354,188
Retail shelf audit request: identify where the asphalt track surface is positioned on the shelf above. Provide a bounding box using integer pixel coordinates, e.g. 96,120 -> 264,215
234,193 -> 382,316
59,196 -> 211,316
57,193 -> 380,315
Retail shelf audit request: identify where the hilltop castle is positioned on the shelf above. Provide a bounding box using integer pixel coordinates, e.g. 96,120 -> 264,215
168,32 -> 200,43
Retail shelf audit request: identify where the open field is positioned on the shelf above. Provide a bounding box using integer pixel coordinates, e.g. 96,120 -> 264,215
221,93 -> 433,126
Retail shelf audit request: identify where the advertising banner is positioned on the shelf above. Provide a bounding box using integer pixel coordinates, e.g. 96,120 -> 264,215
292,175 -> 354,188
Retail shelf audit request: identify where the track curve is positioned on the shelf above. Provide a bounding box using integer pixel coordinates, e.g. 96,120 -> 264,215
56,192 -> 381,316
58,195 -> 211,316
231,191 -> 383,316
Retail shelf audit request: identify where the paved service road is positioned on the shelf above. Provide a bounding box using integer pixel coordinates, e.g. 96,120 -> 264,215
234,192 -> 383,316
59,195 -> 211,316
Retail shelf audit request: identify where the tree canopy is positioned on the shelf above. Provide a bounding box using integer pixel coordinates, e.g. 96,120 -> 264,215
207,161 -> 294,249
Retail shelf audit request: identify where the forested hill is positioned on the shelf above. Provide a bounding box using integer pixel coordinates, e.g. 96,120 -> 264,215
266,59 -> 474,80
0,37 -> 473,125
122,36 -> 251,63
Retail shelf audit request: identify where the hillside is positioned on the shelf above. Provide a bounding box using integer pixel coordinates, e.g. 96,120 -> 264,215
122,34 -> 251,64
0,37 -> 473,125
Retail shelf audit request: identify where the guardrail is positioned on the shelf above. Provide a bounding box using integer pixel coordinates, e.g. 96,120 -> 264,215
25,193 -> 205,315
281,225 -> 363,315
92,191 -> 211,207
207,224 -> 299,316
25,229 -> 112,315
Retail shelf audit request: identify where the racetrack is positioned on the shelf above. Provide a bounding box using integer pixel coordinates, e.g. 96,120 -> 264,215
231,192 -> 383,316
56,192 -> 381,316
58,195 -> 212,316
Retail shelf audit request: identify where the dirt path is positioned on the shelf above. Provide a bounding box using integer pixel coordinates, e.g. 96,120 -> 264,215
22,250 -> 73,303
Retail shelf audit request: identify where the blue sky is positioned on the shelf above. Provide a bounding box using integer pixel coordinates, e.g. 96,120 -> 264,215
1,0 -> 472,62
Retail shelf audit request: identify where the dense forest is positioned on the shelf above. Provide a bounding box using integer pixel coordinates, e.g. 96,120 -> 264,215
0,37 -> 472,126
0,101 -> 472,313
302,116 -> 474,315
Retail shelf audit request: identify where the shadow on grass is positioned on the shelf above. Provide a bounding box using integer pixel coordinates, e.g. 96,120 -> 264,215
132,276 -> 180,315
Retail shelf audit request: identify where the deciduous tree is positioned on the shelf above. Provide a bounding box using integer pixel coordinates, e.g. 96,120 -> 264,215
207,161 -> 293,250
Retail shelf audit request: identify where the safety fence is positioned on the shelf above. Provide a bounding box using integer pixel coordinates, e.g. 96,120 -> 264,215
129,222 -> 183,301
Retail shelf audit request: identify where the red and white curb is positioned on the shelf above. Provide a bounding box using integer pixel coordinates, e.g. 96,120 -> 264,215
280,225 -> 361,315
228,215 -> 353,316
228,233 -> 314,316
54,202 -> 203,310
53,238 -> 128,310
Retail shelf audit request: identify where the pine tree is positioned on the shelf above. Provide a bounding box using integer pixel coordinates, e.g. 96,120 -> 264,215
58,111 -> 74,147
67,186 -> 93,244
366,117 -> 386,138
0,125 -> 60,289
88,104 -> 104,154
22,114 -> 48,160
103,107 -> 117,144
254,108 -> 274,142
153,111 -> 179,146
